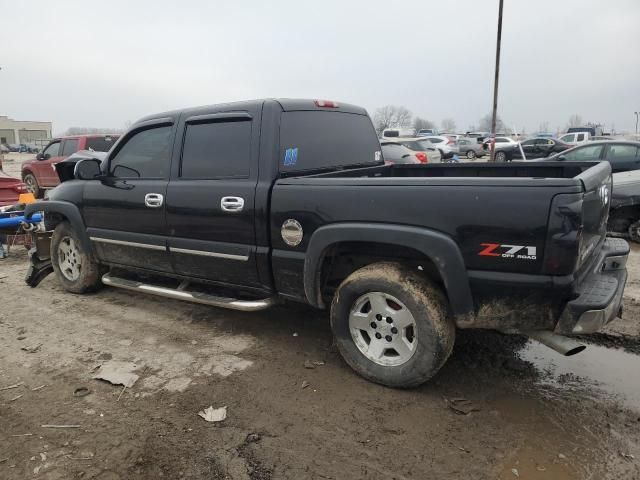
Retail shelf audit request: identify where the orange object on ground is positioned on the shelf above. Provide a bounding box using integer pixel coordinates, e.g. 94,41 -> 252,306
18,193 -> 36,204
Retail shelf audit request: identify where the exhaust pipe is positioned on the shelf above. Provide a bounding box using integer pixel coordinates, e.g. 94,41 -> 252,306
526,330 -> 586,357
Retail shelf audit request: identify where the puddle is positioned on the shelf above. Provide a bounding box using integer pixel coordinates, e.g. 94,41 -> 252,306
519,339 -> 640,410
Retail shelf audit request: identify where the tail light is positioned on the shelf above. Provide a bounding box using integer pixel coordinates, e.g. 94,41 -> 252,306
314,100 -> 339,108
415,152 -> 428,163
447,138 -> 455,144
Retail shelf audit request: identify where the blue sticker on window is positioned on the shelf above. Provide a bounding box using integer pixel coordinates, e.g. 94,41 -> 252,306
283,147 -> 298,166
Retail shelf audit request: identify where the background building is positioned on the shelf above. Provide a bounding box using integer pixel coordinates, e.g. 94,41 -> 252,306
0,115 -> 52,145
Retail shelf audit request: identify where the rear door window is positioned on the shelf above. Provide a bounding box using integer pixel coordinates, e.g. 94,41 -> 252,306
280,111 -> 380,173
61,139 -> 79,156
606,144 -> 639,165
180,120 -> 251,179
576,133 -> 585,142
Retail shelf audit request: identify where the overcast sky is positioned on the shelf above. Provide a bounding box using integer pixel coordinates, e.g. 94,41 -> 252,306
2,0 -> 639,135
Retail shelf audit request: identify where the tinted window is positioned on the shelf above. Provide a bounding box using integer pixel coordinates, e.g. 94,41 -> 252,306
521,139 -> 536,146
280,111 -> 380,172
61,139 -> 79,156
86,136 -> 118,152
495,138 -> 508,143
606,144 -> 639,163
383,130 -> 399,137
109,126 -> 172,178
457,139 -> 470,146
180,120 -> 251,179
43,141 -> 60,157
563,144 -> 604,161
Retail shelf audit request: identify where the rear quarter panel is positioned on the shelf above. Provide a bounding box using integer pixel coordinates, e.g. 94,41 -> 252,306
271,180 -> 577,275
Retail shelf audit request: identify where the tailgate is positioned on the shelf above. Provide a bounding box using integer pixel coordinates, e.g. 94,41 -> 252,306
542,161 -> 612,275
576,162 -> 612,267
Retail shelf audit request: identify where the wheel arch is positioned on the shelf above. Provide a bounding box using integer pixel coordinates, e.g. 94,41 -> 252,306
24,200 -> 92,253
303,222 -> 474,318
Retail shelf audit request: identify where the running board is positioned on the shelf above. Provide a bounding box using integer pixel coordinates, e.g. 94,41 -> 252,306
101,273 -> 277,312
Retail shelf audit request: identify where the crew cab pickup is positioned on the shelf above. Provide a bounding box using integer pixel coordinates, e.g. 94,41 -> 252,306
24,98 -> 628,388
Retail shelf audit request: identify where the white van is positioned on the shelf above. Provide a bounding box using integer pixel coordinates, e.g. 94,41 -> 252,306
559,131 -> 591,145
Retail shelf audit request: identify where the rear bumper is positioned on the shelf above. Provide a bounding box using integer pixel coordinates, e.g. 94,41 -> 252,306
554,237 -> 629,335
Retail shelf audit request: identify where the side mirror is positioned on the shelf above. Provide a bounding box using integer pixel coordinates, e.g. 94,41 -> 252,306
36,153 -> 47,160
74,158 -> 103,180
557,155 -> 566,161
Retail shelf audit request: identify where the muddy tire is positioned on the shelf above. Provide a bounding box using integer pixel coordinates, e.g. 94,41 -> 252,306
51,222 -> 102,293
330,262 -> 455,388
23,172 -> 42,198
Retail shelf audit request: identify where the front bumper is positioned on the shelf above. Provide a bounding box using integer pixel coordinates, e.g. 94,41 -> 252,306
555,238 -> 629,335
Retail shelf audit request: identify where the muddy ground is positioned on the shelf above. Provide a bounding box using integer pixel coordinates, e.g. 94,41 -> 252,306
0,158 -> 638,479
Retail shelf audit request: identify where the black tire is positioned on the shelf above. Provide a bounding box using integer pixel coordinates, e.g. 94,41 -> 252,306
23,172 -> 42,198
466,150 -> 476,159
495,151 -> 507,162
330,262 -> 455,388
51,222 -> 102,293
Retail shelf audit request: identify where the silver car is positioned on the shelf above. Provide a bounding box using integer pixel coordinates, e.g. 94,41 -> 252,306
454,138 -> 485,159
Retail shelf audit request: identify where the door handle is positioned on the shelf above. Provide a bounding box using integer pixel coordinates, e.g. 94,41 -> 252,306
221,196 -> 244,212
145,193 -> 164,208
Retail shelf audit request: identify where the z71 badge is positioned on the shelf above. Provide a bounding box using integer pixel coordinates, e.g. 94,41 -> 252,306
478,243 -> 537,260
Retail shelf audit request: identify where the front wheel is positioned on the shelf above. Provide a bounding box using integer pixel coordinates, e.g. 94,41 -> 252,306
51,222 -> 102,293
495,151 -> 507,162
330,262 -> 455,388
466,150 -> 476,159
23,173 -> 42,198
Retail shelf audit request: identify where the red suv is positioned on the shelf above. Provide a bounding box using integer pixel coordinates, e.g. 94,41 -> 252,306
21,134 -> 119,197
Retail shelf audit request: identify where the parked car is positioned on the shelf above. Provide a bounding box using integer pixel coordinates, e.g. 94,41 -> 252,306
511,138 -> 571,159
417,128 -> 438,136
591,136 -> 613,141
541,141 -> 640,173
567,126 -> 603,137
420,136 -> 456,158
395,138 -> 442,163
7,144 -> 22,152
382,128 -> 416,138
558,132 -> 591,145
24,98 -> 627,389
0,144 -> 9,154
454,138 -> 485,159
21,134 -> 119,197
0,171 -> 29,207
607,169 -> 640,243
481,136 -> 519,161
380,141 -> 423,164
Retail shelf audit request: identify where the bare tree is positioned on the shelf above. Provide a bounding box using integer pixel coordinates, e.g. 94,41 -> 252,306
373,106 -> 413,134
64,126 -> 124,136
478,113 -> 505,133
567,114 -> 583,128
413,116 -> 435,131
538,121 -> 550,133
441,118 -> 456,132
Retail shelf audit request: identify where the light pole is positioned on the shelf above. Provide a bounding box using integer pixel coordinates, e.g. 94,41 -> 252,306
490,0 -> 504,162
635,112 -> 639,136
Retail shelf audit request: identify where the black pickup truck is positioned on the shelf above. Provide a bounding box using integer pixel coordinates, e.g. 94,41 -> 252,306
24,98 -> 629,388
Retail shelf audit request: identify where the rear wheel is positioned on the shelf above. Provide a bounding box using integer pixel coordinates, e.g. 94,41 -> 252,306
23,173 -> 42,198
495,151 -> 507,162
466,150 -> 476,159
51,222 -> 102,293
330,262 -> 454,388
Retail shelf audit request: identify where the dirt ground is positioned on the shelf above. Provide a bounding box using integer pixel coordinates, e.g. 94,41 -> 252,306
1,157 -> 640,479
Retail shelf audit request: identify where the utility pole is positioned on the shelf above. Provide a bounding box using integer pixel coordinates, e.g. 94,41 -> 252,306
490,0 -> 504,162
635,112 -> 639,136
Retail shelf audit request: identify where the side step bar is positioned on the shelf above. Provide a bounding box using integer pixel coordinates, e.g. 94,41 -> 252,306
102,273 -> 277,312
